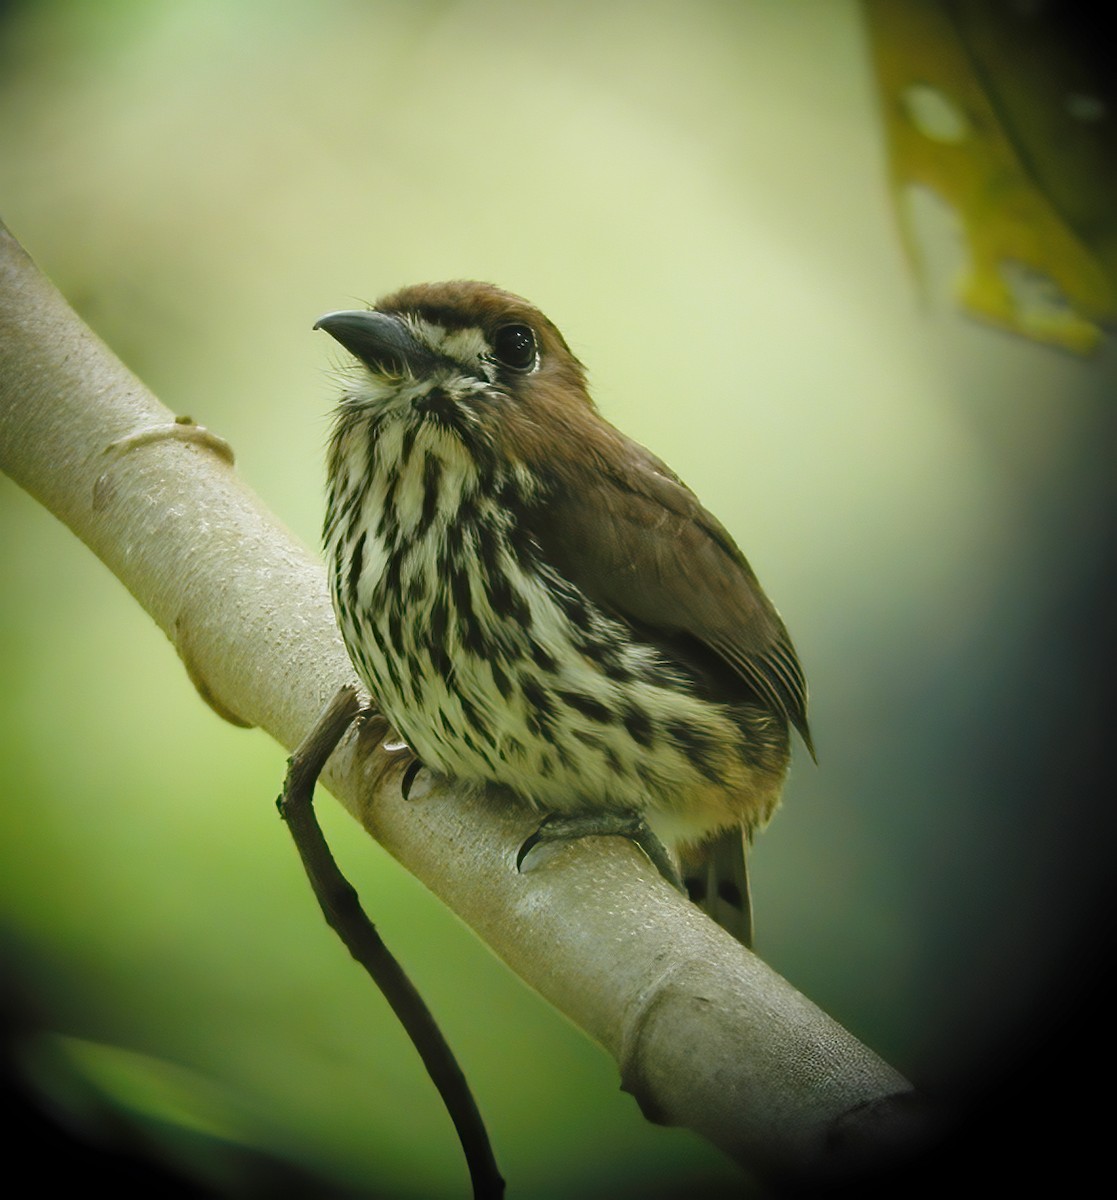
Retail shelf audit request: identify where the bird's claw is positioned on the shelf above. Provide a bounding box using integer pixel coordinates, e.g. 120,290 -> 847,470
516,811 -> 685,893
400,756 -> 432,800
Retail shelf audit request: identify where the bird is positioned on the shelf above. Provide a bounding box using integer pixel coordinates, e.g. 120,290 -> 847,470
316,281 -> 812,946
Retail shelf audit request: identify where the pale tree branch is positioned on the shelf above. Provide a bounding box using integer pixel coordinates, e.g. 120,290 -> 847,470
0,221 -> 933,1189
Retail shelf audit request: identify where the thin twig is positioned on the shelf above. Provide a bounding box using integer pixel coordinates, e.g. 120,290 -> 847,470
278,685 -> 505,1200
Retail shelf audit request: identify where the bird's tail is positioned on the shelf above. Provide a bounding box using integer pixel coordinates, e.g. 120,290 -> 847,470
680,827 -> 754,948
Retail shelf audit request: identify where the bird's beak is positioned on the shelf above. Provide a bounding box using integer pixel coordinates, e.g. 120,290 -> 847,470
314,310 -> 436,377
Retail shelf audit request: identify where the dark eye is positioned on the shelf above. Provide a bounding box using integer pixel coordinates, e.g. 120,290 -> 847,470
491,323 -> 537,371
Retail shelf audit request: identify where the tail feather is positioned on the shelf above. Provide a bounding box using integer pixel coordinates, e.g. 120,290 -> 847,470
680,827 -> 754,948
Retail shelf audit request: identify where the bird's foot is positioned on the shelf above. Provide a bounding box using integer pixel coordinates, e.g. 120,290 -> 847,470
516,811 -> 685,894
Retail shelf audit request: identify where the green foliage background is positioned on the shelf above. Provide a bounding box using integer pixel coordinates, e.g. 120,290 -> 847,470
1,1 -> 1112,1195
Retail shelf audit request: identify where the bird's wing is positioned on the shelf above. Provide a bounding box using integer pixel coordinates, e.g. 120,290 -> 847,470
528,440 -> 813,755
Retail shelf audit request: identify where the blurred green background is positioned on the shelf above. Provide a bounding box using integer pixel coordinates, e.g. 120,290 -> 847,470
1,1 -> 1113,1196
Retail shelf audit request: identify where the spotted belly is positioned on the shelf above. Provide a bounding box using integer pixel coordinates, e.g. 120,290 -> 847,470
331,513 -> 787,846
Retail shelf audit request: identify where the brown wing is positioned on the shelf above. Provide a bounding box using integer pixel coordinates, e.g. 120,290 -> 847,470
529,439 -> 814,757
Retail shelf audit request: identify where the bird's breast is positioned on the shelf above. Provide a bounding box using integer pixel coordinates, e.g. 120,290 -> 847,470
325,417 -> 786,840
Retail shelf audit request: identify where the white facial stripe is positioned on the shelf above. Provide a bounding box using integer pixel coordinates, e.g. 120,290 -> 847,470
403,317 -> 490,362
392,317 -> 499,383
438,326 -> 491,363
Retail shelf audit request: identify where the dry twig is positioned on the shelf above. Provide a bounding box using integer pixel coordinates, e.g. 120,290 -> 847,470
278,684 -> 504,1200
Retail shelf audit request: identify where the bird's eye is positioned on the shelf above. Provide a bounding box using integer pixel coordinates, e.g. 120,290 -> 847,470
491,323 -> 537,371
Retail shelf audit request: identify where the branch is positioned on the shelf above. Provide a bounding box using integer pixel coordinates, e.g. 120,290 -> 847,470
0,221 -> 933,1188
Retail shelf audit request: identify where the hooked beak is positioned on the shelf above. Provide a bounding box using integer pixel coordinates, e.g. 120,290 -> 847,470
314,310 -> 436,377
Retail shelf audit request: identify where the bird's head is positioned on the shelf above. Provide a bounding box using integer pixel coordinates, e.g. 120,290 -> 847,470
315,282 -> 593,445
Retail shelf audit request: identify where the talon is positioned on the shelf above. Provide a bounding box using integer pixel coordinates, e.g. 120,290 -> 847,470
514,811 -> 685,893
514,835 -> 536,874
515,815 -> 554,873
400,757 -> 425,800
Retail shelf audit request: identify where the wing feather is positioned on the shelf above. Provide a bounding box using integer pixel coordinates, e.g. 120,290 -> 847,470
526,436 -> 813,755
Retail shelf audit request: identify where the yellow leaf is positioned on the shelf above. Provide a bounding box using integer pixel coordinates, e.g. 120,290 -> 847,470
863,0 -> 1116,353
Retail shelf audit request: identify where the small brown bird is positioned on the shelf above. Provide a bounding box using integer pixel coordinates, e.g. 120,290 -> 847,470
317,282 -> 811,945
